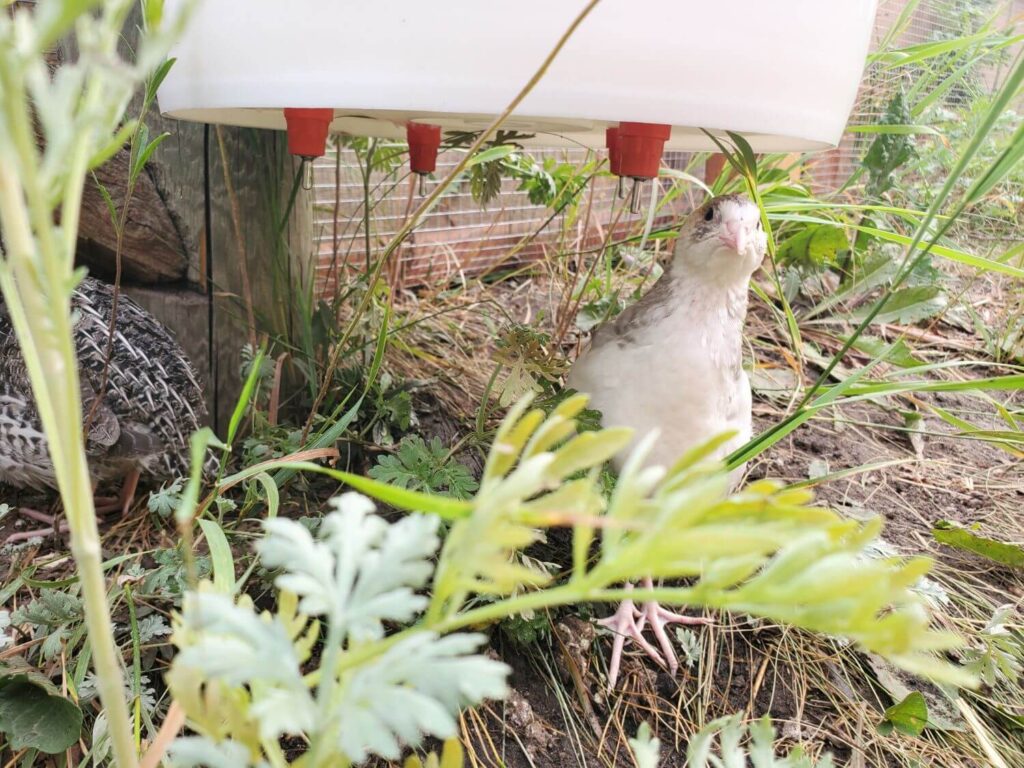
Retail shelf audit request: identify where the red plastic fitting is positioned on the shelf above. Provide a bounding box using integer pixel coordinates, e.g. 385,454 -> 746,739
283,108 -> 334,158
407,122 -> 442,175
618,122 -> 672,180
605,126 -> 622,176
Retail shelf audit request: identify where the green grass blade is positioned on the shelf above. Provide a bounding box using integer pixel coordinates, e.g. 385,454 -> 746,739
197,518 -> 237,595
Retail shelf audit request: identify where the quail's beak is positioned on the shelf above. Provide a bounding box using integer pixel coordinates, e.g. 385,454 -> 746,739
719,217 -> 754,254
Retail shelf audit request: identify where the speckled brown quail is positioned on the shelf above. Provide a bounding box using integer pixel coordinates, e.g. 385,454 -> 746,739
0,275 -> 211,535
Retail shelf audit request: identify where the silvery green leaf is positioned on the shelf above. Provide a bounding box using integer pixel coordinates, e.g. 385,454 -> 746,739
335,632 -> 509,762
628,722 -> 660,768
0,610 -> 10,649
259,493 -> 439,643
169,736 -> 269,768
135,614 -> 171,643
688,714 -> 833,768
174,593 -> 316,740
41,627 -> 70,661
323,499 -> 438,643
258,517 -> 338,617
91,712 -> 111,768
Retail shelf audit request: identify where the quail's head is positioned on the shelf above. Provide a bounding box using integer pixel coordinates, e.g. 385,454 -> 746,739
674,194 -> 767,283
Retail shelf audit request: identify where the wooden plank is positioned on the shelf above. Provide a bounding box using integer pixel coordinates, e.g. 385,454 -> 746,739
206,127 -> 311,432
77,146 -> 189,283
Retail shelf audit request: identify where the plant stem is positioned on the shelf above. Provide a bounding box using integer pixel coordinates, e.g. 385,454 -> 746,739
0,214 -> 140,767
0,80 -> 140,768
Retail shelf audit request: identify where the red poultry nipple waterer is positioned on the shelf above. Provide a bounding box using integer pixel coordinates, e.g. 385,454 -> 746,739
283,108 -> 334,190
407,122 -> 442,195
618,122 -> 671,213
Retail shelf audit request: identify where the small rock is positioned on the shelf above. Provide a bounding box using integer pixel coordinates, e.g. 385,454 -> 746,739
506,687 -> 555,752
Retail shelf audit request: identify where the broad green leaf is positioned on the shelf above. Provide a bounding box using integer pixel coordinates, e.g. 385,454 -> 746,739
332,469 -> 474,519
725,131 -> 758,176
848,336 -> 924,368
878,691 -> 929,736
465,144 -> 518,167
144,57 -> 176,113
777,224 -> 848,270
251,471 -> 281,518
130,130 -> 170,183
932,521 -> 1024,569
142,0 -> 165,29
546,427 -> 633,480
225,458 -> 473,520
851,285 -> 947,325
0,659 -> 83,754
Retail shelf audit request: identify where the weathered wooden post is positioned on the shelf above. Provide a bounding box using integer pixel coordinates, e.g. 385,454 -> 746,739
58,5 -> 314,432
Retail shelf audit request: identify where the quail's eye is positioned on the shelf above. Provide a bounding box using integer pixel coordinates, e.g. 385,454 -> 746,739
703,207 -> 714,222
756,220 -> 763,231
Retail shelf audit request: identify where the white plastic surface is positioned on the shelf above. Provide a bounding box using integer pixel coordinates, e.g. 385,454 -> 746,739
158,0 -> 878,151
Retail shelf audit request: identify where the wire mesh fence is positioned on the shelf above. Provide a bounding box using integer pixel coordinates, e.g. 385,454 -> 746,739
312,0 -> 1022,294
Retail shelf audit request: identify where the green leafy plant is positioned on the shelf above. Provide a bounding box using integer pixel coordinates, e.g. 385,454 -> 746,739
961,605 -> 1023,688
402,738 -> 466,768
628,722 -> 661,768
172,393 -> 976,765
9,590 -> 83,661
369,436 -> 479,499
863,90 -> 918,197
489,324 -> 568,408
932,521 -> 1024,569
167,494 -> 509,767
687,714 -> 835,767
777,223 -> 849,273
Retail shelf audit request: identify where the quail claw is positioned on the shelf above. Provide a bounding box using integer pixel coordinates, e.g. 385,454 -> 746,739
639,578 -> 712,676
5,509 -> 68,544
598,583 -> 667,689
